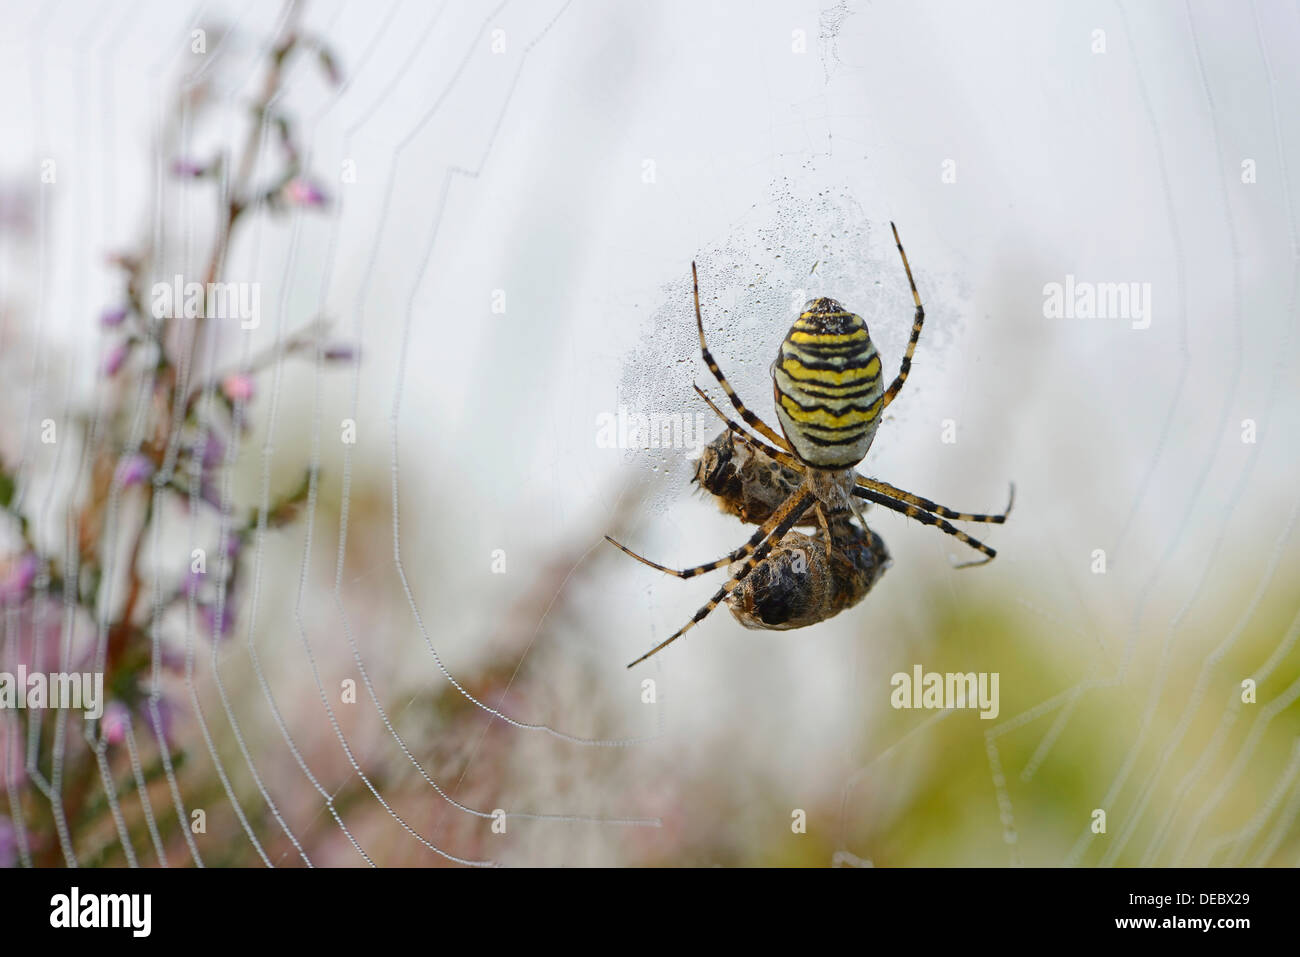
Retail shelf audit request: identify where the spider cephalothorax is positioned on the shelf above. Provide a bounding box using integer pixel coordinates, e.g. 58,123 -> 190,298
608,223 -> 1013,667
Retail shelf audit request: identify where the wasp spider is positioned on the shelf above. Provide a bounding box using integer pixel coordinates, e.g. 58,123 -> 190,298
608,223 -> 1013,667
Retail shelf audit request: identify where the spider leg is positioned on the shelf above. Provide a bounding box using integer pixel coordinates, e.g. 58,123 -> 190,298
854,486 -> 998,567
848,491 -> 871,531
698,381 -> 1013,551
626,489 -> 815,667
880,222 -> 925,412
694,384 -> 806,474
691,261 -> 792,451
855,477 -> 1015,524
605,475 -> 811,579
814,503 -> 833,565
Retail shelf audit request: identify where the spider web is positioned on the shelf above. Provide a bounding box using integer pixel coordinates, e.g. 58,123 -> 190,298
2,0 -> 1299,870
2,0 -> 663,869
824,0 -> 1300,867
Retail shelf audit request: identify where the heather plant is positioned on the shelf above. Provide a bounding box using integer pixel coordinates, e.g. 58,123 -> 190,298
0,4 -> 351,866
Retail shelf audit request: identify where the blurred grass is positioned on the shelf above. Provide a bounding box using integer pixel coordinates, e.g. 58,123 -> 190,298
789,565 -> 1300,867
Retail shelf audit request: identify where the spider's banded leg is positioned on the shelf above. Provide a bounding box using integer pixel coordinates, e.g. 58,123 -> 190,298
694,384 -> 806,475
701,380 -> 1012,543
814,503 -> 833,565
605,476 -> 813,580
691,261 -> 792,451
855,477 -> 1015,524
848,492 -> 871,532
702,379 -> 1016,532
855,486 -> 998,567
627,490 -> 815,667
880,222 -> 925,412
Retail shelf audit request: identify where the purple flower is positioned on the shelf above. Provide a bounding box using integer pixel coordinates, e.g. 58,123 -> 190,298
157,645 -> 186,675
101,700 -> 130,744
195,431 -> 225,470
103,696 -> 177,747
284,177 -> 327,207
141,697 -> 176,746
0,815 -> 15,868
0,552 -> 39,606
321,342 -> 359,362
170,158 -> 208,178
114,453 -> 154,489
220,531 -> 242,561
221,372 -> 255,403
184,568 -> 205,598
199,601 -> 236,641
99,305 -> 128,328
102,342 -> 130,377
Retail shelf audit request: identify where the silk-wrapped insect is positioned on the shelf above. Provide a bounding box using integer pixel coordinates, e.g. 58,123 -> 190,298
692,429 -> 891,630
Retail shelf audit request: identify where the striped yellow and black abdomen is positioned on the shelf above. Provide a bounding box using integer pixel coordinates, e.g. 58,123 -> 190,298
771,297 -> 883,469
